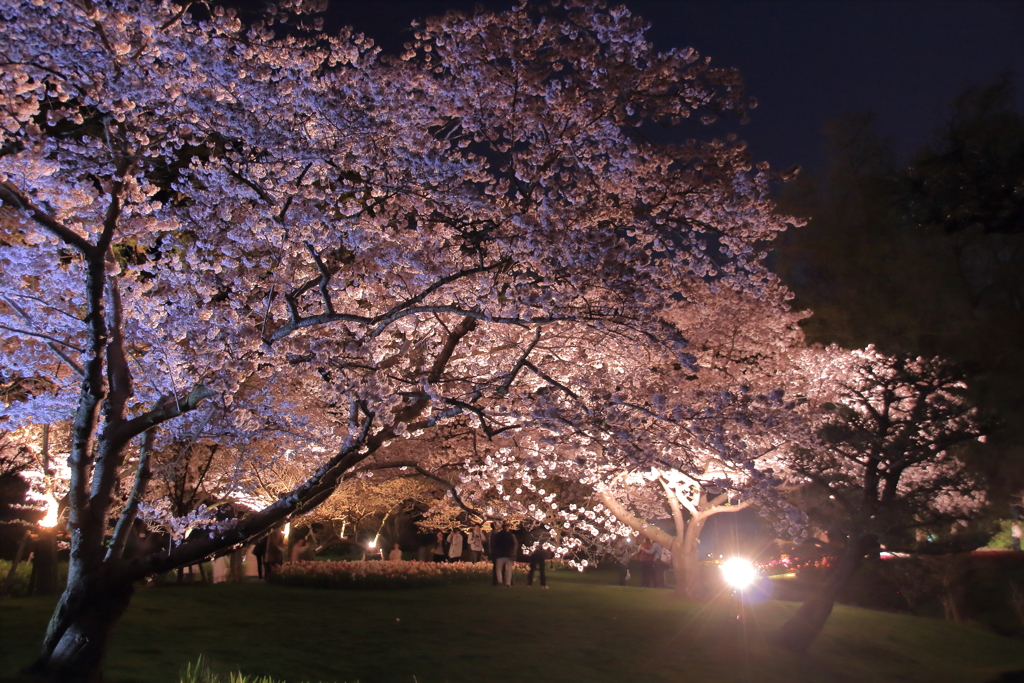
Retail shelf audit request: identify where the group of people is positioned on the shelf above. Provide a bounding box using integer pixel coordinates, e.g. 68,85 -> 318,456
251,527 -> 287,579
167,518 -> 557,586
426,522 -> 549,588
246,519 -> 562,588
634,536 -> 672,588
245,526 -> 318,579
429,524 -> 487,563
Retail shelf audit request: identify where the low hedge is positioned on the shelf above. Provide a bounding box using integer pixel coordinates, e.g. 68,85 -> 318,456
268,559 -> 527,590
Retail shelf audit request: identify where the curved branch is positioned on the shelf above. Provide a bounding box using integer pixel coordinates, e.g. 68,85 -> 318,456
596,485 -> 675,548
304,242 -> 335,315
703,498 -> 751,517
114,384 -> 217,448
356,460 -> 485,523
659,478 -> 687,538
375,260 -> 512,331
0,323 -> 85,354
266,304 -> 565,344
0,181 -> 93,254
106,429 -> 155,561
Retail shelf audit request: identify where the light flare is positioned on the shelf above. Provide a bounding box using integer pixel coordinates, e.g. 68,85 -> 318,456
720,557 -> 757,589
39,492 -> 59,528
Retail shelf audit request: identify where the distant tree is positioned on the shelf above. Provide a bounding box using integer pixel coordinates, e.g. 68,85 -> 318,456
587,290 -> 810,598
0,429 -> 37,561
904,76 -> 1024,237
441,290 -> 813,594
778,346 -> 985,652
774,79 -> 1024,502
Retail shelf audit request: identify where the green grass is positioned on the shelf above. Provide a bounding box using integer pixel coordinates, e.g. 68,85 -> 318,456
0,560 -> 69,599
2,569 -> 1023,683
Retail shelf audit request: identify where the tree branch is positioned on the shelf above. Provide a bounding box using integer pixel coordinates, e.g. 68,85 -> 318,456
0,323 -> 84,353
0,181 -> 93,254
304,242 -> 335,315
703,498 -> 751,517
659,478 -> 687,538
135,403 -> 377,577
374,260 -> 512,335
266,304 -> 566,344
105,429 -> 155,561
355,460 -> 486,523
114,384 -> 217,448
497,327 -> 541,396
596,485 -> 674,548
97,156 -> 135,251
523,360 -> 580,400
103,277 -> 133,419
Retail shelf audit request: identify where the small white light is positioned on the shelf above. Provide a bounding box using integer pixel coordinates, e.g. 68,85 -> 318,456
720,558 -> 757,589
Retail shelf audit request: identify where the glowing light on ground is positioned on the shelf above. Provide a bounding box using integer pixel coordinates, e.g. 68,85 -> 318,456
720,558 -> 757,589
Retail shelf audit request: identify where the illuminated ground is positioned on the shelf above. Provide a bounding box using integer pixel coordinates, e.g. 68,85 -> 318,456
2,569 -> 1022,683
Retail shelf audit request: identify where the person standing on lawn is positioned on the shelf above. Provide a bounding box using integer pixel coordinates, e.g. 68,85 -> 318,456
468,524 -> 485,562
637,536 -> 656,588
493,522 -> 517,586
447,528 -> 464,562
389,543 -> 403,561
264,527 -> 285,578
432,531 -> 447,562
527,545 -> 549,588
1012,521 -> 1022,551
652,540 -> 668,588
488,523 -> 499,584
252,535 -> 268,579
289,533 -> 310,563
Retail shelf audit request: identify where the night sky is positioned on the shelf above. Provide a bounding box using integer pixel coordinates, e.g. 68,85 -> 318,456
320,0 -> 1024,173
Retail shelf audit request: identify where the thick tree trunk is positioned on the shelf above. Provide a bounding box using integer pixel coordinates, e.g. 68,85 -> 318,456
230,547 -> 245,584
29,529 -> 60,596
671,532 -> 703,599
778,536 -> 871,653
25,571 -> 135,683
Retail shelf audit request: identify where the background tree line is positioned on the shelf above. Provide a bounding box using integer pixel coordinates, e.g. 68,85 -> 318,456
774,76 -> 1024,509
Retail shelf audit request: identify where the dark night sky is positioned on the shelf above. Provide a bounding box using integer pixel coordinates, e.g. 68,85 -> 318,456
320,0 -> 1024,173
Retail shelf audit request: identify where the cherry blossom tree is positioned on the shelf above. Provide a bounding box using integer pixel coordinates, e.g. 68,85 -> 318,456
593,291 -> 805,593
434,291 -> 810,594
0,1 -> 796,679
778,345 -> 986,652
559,291 -> 810,597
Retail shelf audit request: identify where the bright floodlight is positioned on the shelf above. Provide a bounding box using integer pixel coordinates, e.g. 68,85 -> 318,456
720,558 -> 757,589
39,493 -> 58,528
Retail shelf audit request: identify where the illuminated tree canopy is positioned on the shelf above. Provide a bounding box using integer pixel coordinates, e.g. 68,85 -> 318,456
0,1 -> 799,679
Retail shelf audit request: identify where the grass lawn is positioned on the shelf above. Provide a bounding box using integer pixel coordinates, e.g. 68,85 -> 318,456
2,569 -> 1023,683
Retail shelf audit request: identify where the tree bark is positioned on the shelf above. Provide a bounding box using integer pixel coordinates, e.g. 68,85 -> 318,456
673,523 -> 704,599
26,570 -> 135,683
777,535 -> 873,652
29,529 -> 60,597
230,547 -> 245,584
